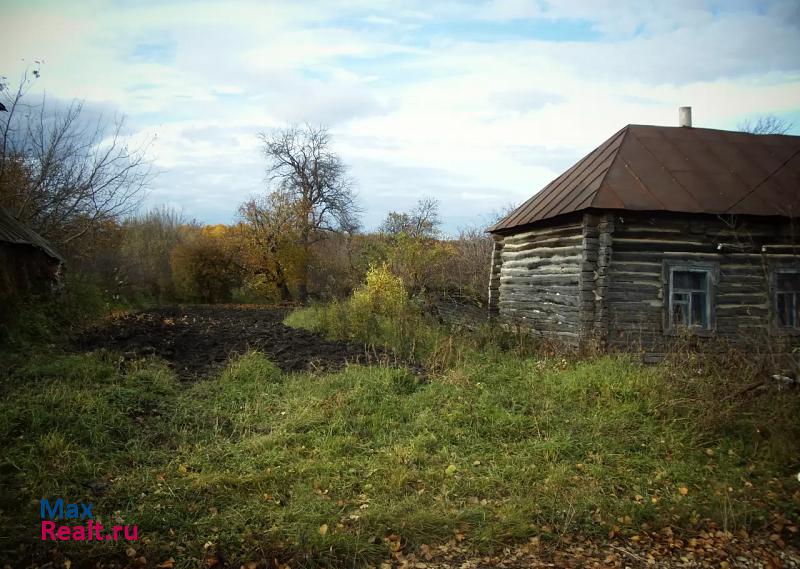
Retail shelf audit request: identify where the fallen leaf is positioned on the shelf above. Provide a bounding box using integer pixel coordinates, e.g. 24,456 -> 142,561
156,560 -> 175,569
386,534 -> 402,552
420,544 -> 432,560
679,486 -> 689,495
319,524 -> 328,536
445,464 -> 457,476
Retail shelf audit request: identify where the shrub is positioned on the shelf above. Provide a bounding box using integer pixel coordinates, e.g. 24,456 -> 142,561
351,263 -> 408,318
171,225 -> 241,303
0,272 -> 117,353
286,263 -> 428,353
117,206 -> 185,303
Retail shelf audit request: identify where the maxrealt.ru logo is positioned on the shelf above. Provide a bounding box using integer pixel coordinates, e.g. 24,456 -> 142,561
40,498 -> 138,541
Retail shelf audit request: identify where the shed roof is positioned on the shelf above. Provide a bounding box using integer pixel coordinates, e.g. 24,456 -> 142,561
489,125 -> 800,233
0,207 -> 64,262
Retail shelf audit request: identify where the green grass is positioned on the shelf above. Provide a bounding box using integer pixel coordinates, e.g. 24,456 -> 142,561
2,342 -> 798,567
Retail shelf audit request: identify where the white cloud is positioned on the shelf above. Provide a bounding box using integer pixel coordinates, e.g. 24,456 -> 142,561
1,0 -> 798,233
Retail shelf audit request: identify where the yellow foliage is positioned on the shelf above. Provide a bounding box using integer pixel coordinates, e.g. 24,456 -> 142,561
312,263 -> 412,342
350,263 -> 408,319
387,233 -> 453,292
170,227 -> 240,303
202,224 -> 230,239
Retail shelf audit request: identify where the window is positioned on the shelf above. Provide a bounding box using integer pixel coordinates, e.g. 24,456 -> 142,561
671,270 -> 709,328
774,270 -> 800,328
664,263 -> 716,334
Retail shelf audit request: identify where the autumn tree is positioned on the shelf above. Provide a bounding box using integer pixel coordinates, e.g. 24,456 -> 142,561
236,192 -> 303,301
170,225 -> 241,303
258,124 -> 360,301
0,67 -> 152,252
375,198 -> 450,292
380,197 -> 441,239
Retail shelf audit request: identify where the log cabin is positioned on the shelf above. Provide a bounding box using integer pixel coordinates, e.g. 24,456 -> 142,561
488,109 -> 800,357
0,206 -> 64,303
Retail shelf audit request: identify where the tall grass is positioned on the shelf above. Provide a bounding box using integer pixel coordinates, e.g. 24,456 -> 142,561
1,347 -> 798,567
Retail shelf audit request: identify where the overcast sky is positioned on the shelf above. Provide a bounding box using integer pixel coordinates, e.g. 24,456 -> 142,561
3,0 -> 799,233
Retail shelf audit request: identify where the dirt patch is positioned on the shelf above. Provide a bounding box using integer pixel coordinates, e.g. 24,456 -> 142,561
76,305 -> 390,378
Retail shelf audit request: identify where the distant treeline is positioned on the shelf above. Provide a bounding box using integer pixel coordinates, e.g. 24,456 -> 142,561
0,78 -> 496,308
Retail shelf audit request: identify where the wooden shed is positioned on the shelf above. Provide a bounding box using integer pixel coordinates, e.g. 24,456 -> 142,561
0,207 -> 64,301
488,122 -> 800,355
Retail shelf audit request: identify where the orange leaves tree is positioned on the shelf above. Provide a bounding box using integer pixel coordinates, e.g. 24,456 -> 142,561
236,192 -> 305,302
170,225 -> 241,303
376,198 -> 452,294
257,124 -> 360,301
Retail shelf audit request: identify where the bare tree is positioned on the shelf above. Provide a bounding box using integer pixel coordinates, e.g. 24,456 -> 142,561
0,67 -> 152,249
738,114 -> 794,135
380,197 -> 441,239
448,224 -> 494,304
118,206 -> 187,301
258,124 -> 360,300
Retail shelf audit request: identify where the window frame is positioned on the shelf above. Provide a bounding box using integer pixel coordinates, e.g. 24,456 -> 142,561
662,261 -> 718,336
770,266 -> 800,335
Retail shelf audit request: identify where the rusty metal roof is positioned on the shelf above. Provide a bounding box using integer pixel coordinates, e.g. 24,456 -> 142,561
489,125 -> 800,233
0,207 -> 64,262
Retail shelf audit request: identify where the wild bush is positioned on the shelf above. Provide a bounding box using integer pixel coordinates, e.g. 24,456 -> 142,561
656,345 -> 800,466
117,206 -> 186,302
286,263 -> 432,356
0,272 -> 116,354
171,225 -> 241,303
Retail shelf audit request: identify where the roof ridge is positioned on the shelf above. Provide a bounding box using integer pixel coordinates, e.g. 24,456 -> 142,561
489,125 -> 628,232
532,125 -> 629,222
537,125 -> 629,219
587,124 -> 631,210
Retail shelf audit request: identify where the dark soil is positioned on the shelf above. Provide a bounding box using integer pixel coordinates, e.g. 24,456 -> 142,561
76,305 -> 389,378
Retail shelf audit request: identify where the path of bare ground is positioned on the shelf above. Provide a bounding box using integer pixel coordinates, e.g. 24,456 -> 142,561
76,305 -> 397,378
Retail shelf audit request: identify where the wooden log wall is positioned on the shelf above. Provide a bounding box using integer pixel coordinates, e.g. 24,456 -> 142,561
488,236 -> 504,316
490,211 -> 800,355
605,213 -> 800,354
580,212 -> 614,343
491,215 -> 585,343
0,242 -> 61,303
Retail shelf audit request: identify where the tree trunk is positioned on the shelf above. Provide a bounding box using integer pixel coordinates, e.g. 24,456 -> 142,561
297,239 -> 311,303
278,279 -> 292,302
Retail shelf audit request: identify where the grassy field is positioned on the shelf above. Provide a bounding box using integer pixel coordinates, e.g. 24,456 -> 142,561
1,305 -> 799,567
